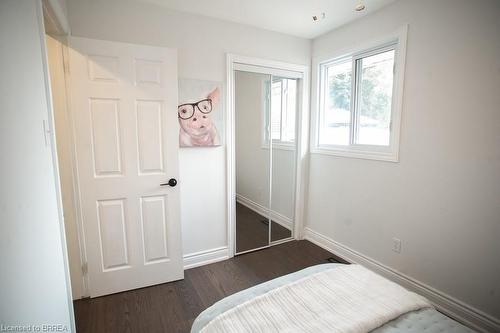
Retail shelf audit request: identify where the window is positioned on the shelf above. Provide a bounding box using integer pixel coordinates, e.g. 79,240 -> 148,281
263,77 -> 297,148
315,35 -> 406,162
319,59 -> 352,146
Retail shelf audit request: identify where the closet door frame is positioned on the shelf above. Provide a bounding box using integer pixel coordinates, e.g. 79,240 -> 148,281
226,54 -> 310,257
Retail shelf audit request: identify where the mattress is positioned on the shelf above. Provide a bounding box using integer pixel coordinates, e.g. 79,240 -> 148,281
191,264 -> 475,333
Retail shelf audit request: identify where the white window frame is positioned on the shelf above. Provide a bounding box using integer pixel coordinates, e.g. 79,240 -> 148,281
312,26 -> 408,162
261,77 -> 297,151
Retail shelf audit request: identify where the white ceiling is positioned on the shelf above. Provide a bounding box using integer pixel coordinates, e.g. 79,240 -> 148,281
138,0 -> 397,39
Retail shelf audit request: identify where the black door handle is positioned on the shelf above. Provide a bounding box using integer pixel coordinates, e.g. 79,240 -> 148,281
160,178 -> 177,187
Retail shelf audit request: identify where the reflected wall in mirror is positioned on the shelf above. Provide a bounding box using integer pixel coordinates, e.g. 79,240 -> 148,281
235,70 -> 298,254
269,77 -> 297,242
235,71 -> 271,253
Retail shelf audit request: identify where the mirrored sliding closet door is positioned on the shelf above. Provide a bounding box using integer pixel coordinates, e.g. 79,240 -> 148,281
234,67 -> 300,254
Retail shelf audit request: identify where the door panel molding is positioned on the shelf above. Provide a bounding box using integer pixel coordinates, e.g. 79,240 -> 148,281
68,37 -> 183,297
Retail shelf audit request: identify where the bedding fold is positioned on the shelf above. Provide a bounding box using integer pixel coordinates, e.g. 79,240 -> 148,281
200,264 -> 432,333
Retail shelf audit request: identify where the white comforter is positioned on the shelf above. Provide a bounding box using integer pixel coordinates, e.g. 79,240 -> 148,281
201,264 -> 432,333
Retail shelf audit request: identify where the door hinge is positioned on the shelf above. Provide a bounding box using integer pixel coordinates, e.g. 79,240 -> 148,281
81,262 -> 88,276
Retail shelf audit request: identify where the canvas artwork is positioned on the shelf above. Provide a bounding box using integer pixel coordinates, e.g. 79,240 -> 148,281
178,79 -> 224,147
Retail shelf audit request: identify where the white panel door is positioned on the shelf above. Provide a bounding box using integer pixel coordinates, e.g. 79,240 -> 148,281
68,37 -> 183,297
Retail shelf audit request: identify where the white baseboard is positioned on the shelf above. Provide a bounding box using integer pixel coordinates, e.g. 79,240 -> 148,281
304,227 -> 500,333
236,194 -> 293,231
183,246 -> 229,270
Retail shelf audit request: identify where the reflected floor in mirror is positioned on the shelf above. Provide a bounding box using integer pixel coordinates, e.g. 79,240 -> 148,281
236,202 -> 292,253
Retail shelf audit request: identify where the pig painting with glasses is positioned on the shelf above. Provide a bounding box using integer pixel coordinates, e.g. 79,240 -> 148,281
178,87 -> 221,147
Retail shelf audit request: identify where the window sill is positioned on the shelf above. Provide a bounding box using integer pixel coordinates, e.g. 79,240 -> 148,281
310,146 -> 399,162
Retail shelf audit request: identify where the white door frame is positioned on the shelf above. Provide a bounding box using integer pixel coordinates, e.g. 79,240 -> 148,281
225,54 -> 310,258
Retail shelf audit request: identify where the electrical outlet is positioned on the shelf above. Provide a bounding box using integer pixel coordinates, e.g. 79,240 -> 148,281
392,238 -> 402,253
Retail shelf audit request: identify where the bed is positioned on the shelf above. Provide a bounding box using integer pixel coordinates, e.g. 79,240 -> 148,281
191,264 -> 475,333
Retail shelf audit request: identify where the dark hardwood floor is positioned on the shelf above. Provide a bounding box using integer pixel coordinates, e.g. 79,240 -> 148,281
235,202 -> 292,253
74,240 -> 347,333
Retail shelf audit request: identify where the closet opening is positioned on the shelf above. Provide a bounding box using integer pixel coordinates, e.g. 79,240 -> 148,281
226,55 -> 310,256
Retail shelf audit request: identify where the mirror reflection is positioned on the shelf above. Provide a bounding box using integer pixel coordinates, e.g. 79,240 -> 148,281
235,70 -> 298,254
269,77 -> 297,242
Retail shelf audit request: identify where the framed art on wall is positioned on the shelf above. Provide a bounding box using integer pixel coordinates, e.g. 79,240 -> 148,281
178,79 -> 224,147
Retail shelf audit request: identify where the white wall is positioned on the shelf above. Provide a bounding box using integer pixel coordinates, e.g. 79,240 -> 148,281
235,71 -> 296,220
0,0 -> 73,329
65,0 -> 310,272
307,0 -> 500,324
